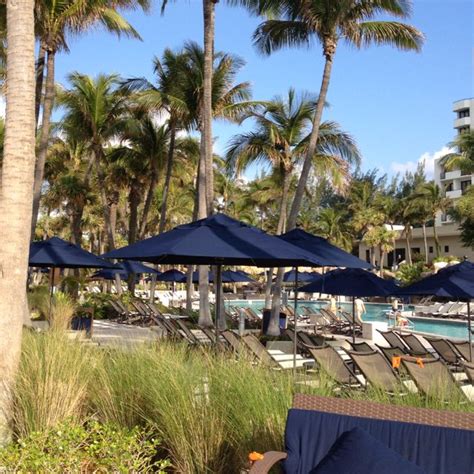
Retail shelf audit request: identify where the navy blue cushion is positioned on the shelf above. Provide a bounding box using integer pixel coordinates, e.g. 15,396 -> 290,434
310,427 -> 425,474
283,409 -> 474,474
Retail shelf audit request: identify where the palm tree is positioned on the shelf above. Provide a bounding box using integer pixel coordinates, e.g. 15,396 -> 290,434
0,0 -> 35,443
442,130 -> 474,174
227,89 -> 359,327
253,0 -> 424,233
30,0 -> 150,237
412,182 -> 451,258
313,207 -> 353,251
57,72 -> 130,251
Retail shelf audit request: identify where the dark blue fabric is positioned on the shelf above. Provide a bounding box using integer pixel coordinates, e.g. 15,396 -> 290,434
92,261 -> 158,280
190,270 -> 256,283
279,229 -> 372,269
311,427 -> 425,474
283,409 -> 474,474
102,213 -> 322,266
298,268 -> 398,297
156,269 -> 186,282
29,237 -> 117,269
283,270 -> 318,283
396,260 -> 474,299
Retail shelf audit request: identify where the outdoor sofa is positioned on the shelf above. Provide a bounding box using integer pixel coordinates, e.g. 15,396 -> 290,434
249,393 -> 474,474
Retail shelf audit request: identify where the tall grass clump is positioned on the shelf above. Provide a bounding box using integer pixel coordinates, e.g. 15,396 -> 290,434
50,291 -> 76,330
12,331 -> 94,437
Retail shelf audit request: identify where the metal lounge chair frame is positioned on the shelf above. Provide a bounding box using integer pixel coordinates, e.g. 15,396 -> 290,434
398,332 -> 429,355
377,329 -> 409,352
424,336 -> 461,367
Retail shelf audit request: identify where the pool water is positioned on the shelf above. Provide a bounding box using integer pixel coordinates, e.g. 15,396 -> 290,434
226,300 -> 470,340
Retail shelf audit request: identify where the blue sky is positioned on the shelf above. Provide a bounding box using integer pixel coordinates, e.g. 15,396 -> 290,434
55,0 -> 473,179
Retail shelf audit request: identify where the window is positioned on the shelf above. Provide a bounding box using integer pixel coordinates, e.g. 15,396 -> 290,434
458,126 -> 470,135
445,182 -> 453,192
365,249 -> 370,263
429,246 -> 433,253
458,109 -> 470,118
461,180 -> 471,193
444,245 -> 450,253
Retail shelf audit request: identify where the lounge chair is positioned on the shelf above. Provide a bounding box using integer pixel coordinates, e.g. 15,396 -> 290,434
241,334 -> 313,370
347,340 -> 373,353
401,357 -> 474,402
462,361 -> 474,384
307,346 -> 363,387
221,330 -> 242,352
398,333 -> 429,355
424,336 -> 462,368
248,393 -> 474,474
449,339 -> 473,361
377,329 -> 409,353
346,350 -> 417,394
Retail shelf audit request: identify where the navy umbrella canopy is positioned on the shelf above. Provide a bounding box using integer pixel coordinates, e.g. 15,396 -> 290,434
282,269 -> 317,283
298,268 -> 397,296
279,229 -> 372,269
156,269 -> 186,282
92,261 -> 159,280
190,269 -> 256,283
102,213 -> 322,267
30,237 -> 117,269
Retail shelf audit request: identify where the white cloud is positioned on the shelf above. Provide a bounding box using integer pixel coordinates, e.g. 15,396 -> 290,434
390,146 -> 454,179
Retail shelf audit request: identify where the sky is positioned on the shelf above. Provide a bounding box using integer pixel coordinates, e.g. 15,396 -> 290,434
54,0 -> 474,180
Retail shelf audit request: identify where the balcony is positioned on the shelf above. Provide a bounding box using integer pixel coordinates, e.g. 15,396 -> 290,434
453,99 -> 473,112
454,116 -> 471,129
441,169 -> 461,180
446,189 -> 462,199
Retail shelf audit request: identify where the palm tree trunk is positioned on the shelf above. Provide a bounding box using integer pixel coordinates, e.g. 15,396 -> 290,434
128,180 -> 140,246
35,40 -> 46,128
70,209 -> 83,246
202,0 -> 217,216
0,0 -> 35,444
197,144 -> 212,326
267,170 -> 291,333
405,230 -> 412,265
370,247 -> 376,268
433,220 -> 441,257
287,43 -> 335,231
31,49 -> 56,238
158,122 -> 176,233
422,222 -> 429,263
380,247 -> 385,277
186,265 -> 194,313
263,268 -> 274,309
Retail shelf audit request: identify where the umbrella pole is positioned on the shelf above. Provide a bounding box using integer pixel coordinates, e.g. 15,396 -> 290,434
352,297 -> 356,345
215,265 -> 222,347
293,267 -> 298,373
468,300 -> 472,362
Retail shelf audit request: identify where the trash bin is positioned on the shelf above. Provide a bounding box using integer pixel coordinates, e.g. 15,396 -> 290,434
262,309 -> 287,335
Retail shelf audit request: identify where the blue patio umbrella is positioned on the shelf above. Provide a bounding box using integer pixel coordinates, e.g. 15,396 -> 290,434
102,213 -> 321,358
396,260 -> 474,359
279,229 -> 372,269
299,268 -> 398,342
282,269 -> 317,283
190,269 -> 256,283
30,237 -> 117,269
156,269 -> 186,282
92,261 -> 159,280
29,236 -> 117,317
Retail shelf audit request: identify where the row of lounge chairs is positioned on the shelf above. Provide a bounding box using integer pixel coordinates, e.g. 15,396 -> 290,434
308,338 -> 474,402
414,301 -> 469,319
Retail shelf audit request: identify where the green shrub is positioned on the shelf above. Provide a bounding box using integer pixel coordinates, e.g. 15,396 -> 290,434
396,262 -> 428,285
0,420 -> 170,473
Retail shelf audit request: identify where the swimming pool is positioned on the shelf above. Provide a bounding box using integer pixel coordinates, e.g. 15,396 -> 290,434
226,299 -> 470,340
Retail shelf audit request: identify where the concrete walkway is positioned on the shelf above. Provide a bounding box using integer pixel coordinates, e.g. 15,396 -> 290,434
91,320 -> 161,347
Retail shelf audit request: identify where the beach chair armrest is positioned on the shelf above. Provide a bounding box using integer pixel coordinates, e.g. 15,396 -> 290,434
248,451 -> 287,473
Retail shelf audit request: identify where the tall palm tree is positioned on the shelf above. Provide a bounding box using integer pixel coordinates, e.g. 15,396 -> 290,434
412,182 -> 451,258
30,0 -> 150,237
0,0 -> 35,443
253,0 -> 424,232
57,72 -> 130,251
